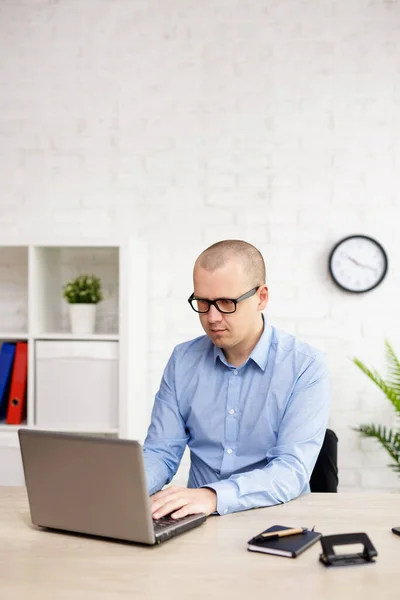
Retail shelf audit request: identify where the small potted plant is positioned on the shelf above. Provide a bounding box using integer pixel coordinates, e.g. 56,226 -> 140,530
62,274 -> 103,334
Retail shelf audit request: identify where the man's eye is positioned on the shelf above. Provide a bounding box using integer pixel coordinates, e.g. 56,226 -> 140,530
196,300 -> 209,310
216,300 -> 235,310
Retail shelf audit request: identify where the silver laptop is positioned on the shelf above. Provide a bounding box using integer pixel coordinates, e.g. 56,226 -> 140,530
18,429 -> 206,545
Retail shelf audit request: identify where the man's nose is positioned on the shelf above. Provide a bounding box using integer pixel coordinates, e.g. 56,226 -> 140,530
207,304 -> 222,322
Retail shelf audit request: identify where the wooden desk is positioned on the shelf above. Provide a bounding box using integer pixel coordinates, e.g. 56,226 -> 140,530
0,488 -> 398,600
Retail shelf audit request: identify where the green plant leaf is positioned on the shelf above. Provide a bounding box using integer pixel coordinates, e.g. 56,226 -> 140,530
354,424 -> 400,473
385,340 -> 400,399
62,273 -> 103,304
353,342 -> 400,477
352,356 -> 400,414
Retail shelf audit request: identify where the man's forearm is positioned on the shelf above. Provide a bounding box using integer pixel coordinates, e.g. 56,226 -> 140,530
204,453 -> 312,515
142,449 -> 172,496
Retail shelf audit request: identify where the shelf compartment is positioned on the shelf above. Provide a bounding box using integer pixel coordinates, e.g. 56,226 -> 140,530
0,247 -> 28,334
35,340 -> 119,431
29,246 -> 119,336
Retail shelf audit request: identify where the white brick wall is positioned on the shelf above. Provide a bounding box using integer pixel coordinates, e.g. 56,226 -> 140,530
1,0 -> 400,491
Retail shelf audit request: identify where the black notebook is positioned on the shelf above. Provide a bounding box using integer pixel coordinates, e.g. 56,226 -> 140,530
247,525 -> 322,558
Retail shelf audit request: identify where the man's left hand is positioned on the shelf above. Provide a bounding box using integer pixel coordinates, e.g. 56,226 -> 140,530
151,486 -> 217,519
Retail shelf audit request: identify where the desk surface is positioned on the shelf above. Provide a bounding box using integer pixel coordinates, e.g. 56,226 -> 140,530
1,487 -> 399,600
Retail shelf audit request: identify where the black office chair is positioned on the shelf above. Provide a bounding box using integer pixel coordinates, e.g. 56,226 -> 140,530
309,429 -> 338,493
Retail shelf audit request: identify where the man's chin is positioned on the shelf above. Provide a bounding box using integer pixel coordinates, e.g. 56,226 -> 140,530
212,339 -> 225,348
208,330 -> 233,348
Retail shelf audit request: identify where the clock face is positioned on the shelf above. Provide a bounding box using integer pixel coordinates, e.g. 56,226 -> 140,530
329,235 -> 388,293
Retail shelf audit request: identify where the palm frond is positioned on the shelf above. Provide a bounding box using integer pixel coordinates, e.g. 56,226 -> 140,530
353,355 -> 400,414
354,424 -> 400,472
353,342 -> 400,477
385,340 -> 400,398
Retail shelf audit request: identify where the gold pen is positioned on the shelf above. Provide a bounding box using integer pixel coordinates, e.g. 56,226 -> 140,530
261,527 -> 307,538
254,526 -> 315,542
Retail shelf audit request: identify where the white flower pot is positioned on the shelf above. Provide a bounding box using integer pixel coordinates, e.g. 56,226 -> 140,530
68,304 -> 97,335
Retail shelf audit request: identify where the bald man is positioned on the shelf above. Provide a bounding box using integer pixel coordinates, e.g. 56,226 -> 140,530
143,240 -> 330,519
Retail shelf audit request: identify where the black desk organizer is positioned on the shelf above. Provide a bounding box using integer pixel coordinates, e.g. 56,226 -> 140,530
319,533 -> 378,567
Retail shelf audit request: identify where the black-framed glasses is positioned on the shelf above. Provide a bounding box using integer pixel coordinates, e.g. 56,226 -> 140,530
188,287 -> 260,314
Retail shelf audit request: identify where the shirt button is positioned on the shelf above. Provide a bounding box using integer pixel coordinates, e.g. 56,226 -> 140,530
227,448 -> 233,454
233,370 -> 238,375
229,409 -> 235,415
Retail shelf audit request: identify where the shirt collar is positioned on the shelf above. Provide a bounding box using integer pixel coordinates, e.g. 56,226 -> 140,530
213,314 -> 272,371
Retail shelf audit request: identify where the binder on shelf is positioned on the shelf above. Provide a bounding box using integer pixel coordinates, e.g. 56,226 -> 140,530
6,341 -> 28,425
0,342 -> 17,421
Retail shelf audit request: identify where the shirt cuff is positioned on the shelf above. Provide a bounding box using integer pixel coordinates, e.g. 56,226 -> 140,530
201,480 -> 238,515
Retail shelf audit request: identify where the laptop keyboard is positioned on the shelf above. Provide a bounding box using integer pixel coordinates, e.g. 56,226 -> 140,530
153,514 -> 192,533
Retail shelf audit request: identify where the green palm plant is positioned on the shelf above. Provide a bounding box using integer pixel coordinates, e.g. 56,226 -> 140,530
353,340 -> 400,475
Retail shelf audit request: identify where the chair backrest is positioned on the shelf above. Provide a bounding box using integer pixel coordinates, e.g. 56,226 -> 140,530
309,429 -> 338,493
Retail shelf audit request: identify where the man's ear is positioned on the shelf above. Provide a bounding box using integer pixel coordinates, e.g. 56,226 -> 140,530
258,285 -> 269,311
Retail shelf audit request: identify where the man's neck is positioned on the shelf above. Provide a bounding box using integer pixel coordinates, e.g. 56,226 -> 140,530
223,320 -> 264,367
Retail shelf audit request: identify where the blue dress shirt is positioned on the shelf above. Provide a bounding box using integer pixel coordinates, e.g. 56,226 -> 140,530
143,317 -> 330,515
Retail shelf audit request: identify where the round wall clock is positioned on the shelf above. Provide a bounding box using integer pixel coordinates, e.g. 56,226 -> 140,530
328,235 -> 388,293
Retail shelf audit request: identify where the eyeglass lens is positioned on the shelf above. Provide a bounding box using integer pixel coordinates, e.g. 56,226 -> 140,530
194,298 -> 236,313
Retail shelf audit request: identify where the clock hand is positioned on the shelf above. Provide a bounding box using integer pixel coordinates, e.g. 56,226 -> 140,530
344,253 -> 362,267
344,253 -> 377,273
360,264 -> 378,273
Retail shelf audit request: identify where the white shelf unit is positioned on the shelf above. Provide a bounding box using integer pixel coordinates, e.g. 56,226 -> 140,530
0,238 -> 148,485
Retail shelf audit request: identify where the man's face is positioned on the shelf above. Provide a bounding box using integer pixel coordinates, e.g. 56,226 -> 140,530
193,259 -> 268,350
